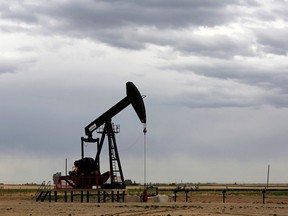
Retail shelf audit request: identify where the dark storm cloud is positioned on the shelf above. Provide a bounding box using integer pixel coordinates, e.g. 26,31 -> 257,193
3,0 -> 251,27
1,0 -> 288,109
2,0 -> 285,61
1,0 -> 258,49
0,2 -> 38,23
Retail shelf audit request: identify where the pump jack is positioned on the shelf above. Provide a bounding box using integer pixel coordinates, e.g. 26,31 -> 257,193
57,82 -> 146,189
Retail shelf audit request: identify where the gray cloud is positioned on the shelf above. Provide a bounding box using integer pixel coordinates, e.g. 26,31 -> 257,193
0,0 -> 260,50
2,0 -> 286,60
1,0 -> 288,184
5,0 -> 252,27
0,57 -> 34,74
0,59 -> 18,74
256,28 -> 288,55
160,53 -> 288,108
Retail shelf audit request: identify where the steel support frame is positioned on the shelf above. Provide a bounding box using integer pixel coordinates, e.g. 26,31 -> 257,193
95,119 -> 125,189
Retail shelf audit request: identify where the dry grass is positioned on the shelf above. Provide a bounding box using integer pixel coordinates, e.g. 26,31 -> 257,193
1,184 -> 288,215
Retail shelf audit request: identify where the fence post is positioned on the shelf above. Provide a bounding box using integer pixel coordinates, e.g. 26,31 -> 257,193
262,190 -> 266,204
122,191 -> 125,202
81,191 -> 84,202
117,191 -> 120,202
222,190 -> 226,203
174,190 -> 177,202
98,190 -> 101,203
185,190 -> 189,202
54,191 -> 57,202
64,191 -> 67,202
71,191 -> 74,202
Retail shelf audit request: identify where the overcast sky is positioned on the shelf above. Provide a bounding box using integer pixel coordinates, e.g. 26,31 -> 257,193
1,0 -> 288,185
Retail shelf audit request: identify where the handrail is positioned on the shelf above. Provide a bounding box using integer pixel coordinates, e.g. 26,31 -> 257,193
44,181 -> 51,191
35,181 -> 51,201
34,181 -> 46,199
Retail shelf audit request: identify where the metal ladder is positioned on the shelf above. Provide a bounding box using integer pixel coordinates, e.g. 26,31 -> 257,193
109,132 -> 120,185
35,181 -> 51,202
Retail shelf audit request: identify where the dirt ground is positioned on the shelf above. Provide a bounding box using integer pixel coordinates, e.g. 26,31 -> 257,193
1,185 -> 288,215
1,199 -> 288,216
1,195 -> 288,215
